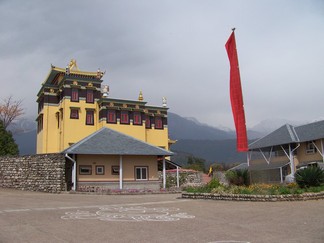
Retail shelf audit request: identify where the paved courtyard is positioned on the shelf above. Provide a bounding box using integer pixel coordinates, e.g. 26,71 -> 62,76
0,188 -> 323,243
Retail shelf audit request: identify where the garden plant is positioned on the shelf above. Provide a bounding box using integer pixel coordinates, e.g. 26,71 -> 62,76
183,168 -> 324,195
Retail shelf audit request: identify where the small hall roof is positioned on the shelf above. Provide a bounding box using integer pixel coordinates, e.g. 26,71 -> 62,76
63,127 -> 173,156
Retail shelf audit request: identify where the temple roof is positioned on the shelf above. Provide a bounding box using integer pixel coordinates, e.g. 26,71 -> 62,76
41,59 -> 105,87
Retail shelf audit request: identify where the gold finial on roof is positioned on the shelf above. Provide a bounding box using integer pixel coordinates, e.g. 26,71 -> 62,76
138,91 -> 144,101
68,59 -> 80,71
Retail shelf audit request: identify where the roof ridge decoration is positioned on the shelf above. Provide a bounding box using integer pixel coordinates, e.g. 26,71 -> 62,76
68,59 -> 80,71
50,59 -> 105,78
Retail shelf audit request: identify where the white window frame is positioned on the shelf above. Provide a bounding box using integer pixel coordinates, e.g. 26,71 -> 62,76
95,165 -> 105,175
79,165 -> 92,175
306,141 -> 316,154
135,167 -> 148,180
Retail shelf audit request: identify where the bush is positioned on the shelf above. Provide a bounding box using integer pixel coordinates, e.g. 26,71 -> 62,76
295,166 -> 324,188
225,169 -> 250,186
183,178 -> 221,193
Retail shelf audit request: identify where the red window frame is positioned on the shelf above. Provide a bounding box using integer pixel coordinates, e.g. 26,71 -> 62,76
70,109 -> 79,119
86,89 -> 94,103
107,110 -> 116,123
145,116 -> 151,128
133,112 -> 142,125
71,88 -> 79,102
155,117 -> 163,129
86,110 -> 94,125
120,111 -> 129,124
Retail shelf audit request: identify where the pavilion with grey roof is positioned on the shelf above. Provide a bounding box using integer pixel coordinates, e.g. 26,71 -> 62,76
247,120 -> 324,183
64,127 -> 175,191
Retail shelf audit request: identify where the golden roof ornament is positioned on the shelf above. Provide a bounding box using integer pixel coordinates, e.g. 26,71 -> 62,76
138,91 -> 144,101
68,59 -> 79,71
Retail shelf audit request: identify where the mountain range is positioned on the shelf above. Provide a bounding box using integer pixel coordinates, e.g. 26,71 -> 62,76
11,113 -> 304,166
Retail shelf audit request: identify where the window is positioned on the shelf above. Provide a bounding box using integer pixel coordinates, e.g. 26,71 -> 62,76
79,165 -> 92,175
70,109 -> 79,119
155,117 -> 163,129
37,115 -> 43,133
71,88 -> 79,102
133,112 -> 142,125
38,100 -> 44,113
135,167 -> 148,180
96,165 -> 105,175
112,166 -> 120,175
120,111 -> 129,124
145,116 -> 151,128
86,89 -> 94,103
86,110 -> 94,125
107,110 -> 116,123
306,141 -> 316,154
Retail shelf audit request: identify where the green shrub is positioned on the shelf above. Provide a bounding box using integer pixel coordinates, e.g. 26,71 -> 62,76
183,178 -> 221,193
206,178 -> 221,189
295,166 -> 324,188
225,169 -> 250,186
278,186 -> 291,195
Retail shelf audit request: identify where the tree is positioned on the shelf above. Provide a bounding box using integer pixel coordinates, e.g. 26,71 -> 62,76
0,121 -> 19,156
0,95 -> 24,130
186,156 -> 206,172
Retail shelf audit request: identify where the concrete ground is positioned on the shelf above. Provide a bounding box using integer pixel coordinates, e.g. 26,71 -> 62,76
0,188 -> 323,243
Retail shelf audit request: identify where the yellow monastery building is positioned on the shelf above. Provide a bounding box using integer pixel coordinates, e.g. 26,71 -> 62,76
36,59 -> 176,191
36,59 -> 171,154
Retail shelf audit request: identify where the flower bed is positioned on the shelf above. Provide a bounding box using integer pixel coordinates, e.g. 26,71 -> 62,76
182,179 -> 324,201
182,191 -> 324,201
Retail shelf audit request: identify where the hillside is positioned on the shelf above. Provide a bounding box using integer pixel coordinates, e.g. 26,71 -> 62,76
171,139 -> 247,165
168,112 -> 235,140
12,113 -> 273,164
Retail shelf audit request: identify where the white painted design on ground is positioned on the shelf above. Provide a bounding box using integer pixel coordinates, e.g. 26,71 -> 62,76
0,200 -> 190,214
209,241 -> 250,243
61,206 -> 195,222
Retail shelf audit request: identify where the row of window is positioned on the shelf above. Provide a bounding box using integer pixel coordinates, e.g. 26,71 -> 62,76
70,109 -> 94,125
106,110 -> 164,129
71,88 -> 94,103
79,165 -> 148,180
70,108 -> 164,128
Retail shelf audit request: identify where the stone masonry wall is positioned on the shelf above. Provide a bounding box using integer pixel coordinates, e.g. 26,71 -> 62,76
0,154 -> 66,193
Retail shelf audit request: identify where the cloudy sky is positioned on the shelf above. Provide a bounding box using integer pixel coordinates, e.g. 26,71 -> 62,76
1,0 -> 323,130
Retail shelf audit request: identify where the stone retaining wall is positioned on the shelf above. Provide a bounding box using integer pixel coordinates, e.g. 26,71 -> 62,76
182,192 -> 324,202
0,154 -> 67,193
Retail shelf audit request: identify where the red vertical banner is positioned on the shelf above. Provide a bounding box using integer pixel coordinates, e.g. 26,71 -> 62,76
225,30 -> 248,152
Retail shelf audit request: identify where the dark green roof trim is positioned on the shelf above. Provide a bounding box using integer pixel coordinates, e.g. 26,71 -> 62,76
100,98 -> 147,105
